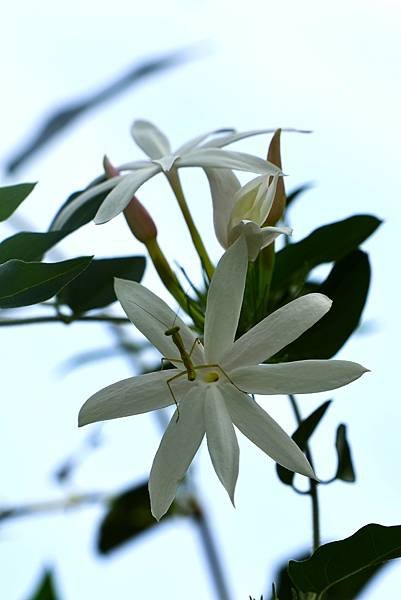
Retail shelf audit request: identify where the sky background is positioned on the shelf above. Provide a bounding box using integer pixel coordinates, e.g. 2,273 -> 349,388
1,1 -> 400,598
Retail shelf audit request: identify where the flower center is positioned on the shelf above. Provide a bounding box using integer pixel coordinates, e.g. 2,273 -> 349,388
202,370 -> 220,383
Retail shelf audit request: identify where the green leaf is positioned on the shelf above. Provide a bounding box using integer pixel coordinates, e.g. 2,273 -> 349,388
0,256 -> 92,308
276,400 -> 331,486
97,481 -> 178,554
0,183 -> 36,221
57,256 -> 146,313
271,215 -> 381,292
288,523 -> 401,596
27,569 -> 58,600
335,424 -> 356,482
273,250 -> 371,361
0,231 -> 67,264
272,550 -> 388,600
49,184 -> 109,232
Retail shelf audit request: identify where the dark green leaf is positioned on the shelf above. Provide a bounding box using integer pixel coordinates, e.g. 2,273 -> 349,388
0,231 -> 67,264
273,250 -> 371,361
0,256 -> 92,308
285,183 -> 313,210
26,569 -> 59,600
272,550 -> 388,600
57,256 -> 145,313
288,523 -> 401,595
6,49 -> 191,173
335,424 -> 356,482
49,184 -> 109,232
276,401 -> 331,485
97,481 -> 178,554
0,183 -> 36,221
271,215 -> 380,291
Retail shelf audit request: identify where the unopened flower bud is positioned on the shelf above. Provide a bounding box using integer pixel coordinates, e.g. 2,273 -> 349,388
264,129 -> 286,226
103,155 -> 120,178
124,197 -> 158,243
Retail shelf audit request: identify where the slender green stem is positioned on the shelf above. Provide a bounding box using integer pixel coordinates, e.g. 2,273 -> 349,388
166,170 -> 214,281
288,394 -> 321,553
0,492 -> 108,522
0,315 -> 130,327
191,502 -> 232,600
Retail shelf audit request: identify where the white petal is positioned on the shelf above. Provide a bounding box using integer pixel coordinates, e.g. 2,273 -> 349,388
222,293 -> 332,371
50,177 -> 122,230
202,127 -> 311,149
229,221 -> 291,261
177,148 -> 282,175
115,160 -> 154,171
94,166 -> 160,224
204,386 -> 239,503
204,168 -> 241,249
204,236 -> 248,363
131,120 -> 171,159
149,388 -> 205,520
225,387 -> 315,478
78,369 -> 186,426
175,128 -> 236,155
115,279 -> 205,365
231,361 -> 369,395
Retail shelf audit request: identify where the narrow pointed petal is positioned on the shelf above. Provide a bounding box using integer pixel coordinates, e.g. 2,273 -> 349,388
175,128 -> 235,155
149,388 -> 205,520
204,386 -> 239,503
177,148 -> 282,175
222,294 -> 332,371
50,177 -> 122,230
115,279 -> 205,365
230,221 -> 291,261
204,236 -> 248,363
231,361 -> 369,395
95,166 -> 160,224
202,127 -> 310,149
204,168 -> 241,248
225,388 -> 315,478
131,120 -> 171,159
78,369 -> 186,426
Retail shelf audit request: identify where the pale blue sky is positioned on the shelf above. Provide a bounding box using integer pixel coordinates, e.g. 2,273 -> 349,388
1,2 -> 400,598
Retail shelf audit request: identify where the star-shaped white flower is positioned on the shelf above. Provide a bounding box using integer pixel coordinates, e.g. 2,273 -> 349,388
79,236 -> 367,520
51,120 -> 286,229
206,168 -> 292,260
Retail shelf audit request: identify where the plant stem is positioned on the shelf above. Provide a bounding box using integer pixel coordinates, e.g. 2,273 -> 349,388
0,314 -> 130,326
288,394 -> 321,553
167,170 -> 214,281
0,492 -> 108,522
192,502 -> 232,600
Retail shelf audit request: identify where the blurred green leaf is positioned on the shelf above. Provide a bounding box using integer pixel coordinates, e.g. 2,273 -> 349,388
27,569 -> 59,600
288,524 -> 401,595
285,183 -> 313,210
276,400 -> 331,486
49,185 -> 109,232
97,481 -> 178,554
0,183 -> 36,221
273,250 -> 370,361
0,256 -> 92,308
272,550 -> 388,600
0,231 -> 66,264
271,215 -> 380,292
58,256 -> 145,313
335,424 -> 356,482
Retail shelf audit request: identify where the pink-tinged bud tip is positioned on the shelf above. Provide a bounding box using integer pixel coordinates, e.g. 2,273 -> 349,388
124,197 -> 157,243
103,155 -> 120,178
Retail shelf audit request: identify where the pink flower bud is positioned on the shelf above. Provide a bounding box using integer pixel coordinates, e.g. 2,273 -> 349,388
103,155 -> 120,178
124,197 -> 158,243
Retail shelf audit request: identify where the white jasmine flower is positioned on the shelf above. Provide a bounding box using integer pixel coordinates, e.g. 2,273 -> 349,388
206,168 -> 292,260
79,237 -> 367,520
51,120 -> 285,229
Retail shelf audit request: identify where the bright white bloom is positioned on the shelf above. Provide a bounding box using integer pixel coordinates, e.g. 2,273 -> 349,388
206,168 -> 292,260
51,120 -> 286,229
79,237 -> 367,520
